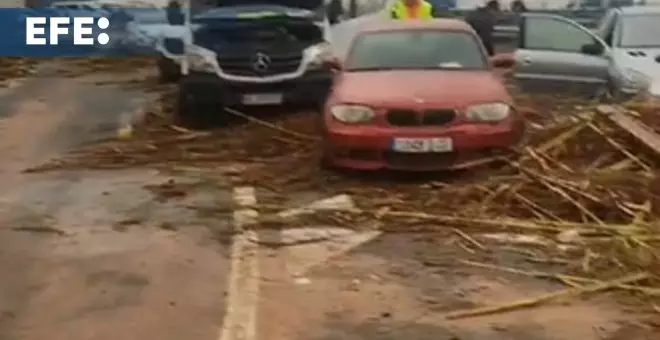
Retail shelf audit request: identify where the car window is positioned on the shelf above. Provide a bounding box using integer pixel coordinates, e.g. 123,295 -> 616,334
620,14 -> 660,48
524,17 -> 595,52
596,11 -> 614,34
596,10 -> 615,44
345,30 -> 486,71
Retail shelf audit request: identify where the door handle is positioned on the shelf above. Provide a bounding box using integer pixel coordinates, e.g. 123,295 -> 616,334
522,56 -> 532,65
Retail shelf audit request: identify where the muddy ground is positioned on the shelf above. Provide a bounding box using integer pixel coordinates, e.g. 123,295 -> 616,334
0,60 -> 231,340
1,59 -> 659,340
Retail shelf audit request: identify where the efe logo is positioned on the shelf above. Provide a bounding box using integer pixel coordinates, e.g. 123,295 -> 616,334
25,17 -> 110,46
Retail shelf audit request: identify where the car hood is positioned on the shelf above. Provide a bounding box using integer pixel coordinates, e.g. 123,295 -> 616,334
333,70 -> 511,108
192,4 -> 317,21
207,0 -> 322,11
614,48 -> 660,78
126,4 -> 319,52
613,48 -> 660,96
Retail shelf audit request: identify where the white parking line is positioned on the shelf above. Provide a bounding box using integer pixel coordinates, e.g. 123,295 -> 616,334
221,186 -> 260,340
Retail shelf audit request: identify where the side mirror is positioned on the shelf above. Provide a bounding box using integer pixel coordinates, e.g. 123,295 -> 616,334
580,42 -> 604,56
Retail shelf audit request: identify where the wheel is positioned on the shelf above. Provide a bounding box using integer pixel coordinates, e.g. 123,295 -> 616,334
595,81 -> 634,104
157,56 -> 180,83
319,145 -> 336,171
315,99 -> 327,116
317,118 -> 335,170
174,87 -> 225,129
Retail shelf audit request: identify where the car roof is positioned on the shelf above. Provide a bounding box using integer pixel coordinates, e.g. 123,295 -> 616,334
357,18 -> 474,34
615,6 -> 660,15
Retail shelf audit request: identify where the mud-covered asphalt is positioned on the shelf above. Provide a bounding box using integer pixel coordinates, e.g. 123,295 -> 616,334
0,62 -> 232,340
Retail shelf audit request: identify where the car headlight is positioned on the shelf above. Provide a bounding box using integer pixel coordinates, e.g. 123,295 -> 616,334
330,105 -> 375,124
465,103 -> 510,122
187,45 -> 217,73
622,68 -> 651,90
305,42 -> 334,69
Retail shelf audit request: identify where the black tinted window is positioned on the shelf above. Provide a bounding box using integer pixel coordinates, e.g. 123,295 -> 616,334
346,30 -> 486,71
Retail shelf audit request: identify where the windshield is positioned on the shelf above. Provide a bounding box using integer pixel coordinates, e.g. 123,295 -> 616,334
345,30 -> 487,72
620,14 -> 660,48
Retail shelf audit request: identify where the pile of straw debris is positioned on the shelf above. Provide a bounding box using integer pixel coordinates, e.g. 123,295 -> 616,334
27,86 -> 660,291
14,57 -> 660,319
0,58 -> 37,84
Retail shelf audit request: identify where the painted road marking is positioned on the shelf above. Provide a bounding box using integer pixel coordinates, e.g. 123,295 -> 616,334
283,228 -> 382,277
274,194 -> 383,278
222,186 -> 259,340
276,194 -> 355,219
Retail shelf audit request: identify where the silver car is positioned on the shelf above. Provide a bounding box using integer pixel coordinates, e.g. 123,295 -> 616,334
513,6 -> 660,100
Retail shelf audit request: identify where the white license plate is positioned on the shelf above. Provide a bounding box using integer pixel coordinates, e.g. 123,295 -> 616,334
242,93 -> 283,105
392,137 -> 453,153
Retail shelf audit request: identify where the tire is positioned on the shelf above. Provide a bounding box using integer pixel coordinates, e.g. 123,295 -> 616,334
174,87 -> 224,129
157,57 -> 180,83
316,113 -> 332,169
315,99 -> 327,115
319,141 -> 336,171
595,80 -> 635,104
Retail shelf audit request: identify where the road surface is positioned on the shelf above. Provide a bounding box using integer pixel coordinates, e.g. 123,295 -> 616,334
0,62 -> 232,340
1,17 -> 658,340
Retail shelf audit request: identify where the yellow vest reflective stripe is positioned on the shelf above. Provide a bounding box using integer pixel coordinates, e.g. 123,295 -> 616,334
390,0 -> 433,20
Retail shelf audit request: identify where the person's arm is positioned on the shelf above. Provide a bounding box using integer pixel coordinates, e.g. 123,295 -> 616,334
387,0 -> 399,18
389,7 -> 398,18
430,5 -> 439,17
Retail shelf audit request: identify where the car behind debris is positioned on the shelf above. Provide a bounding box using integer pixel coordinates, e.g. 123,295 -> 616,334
320,19 -> 525,171
513,7 -> 660,100
165,0 -> 337,127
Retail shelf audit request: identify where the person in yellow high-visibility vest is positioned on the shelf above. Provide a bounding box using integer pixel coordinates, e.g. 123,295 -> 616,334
390,0 -> 434,20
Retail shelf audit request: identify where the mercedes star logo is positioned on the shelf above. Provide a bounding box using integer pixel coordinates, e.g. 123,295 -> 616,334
252,52 -> 271,72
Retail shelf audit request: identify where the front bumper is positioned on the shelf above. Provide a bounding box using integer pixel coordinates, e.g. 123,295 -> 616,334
178,71 -> 333,107
323,121 -> 525,171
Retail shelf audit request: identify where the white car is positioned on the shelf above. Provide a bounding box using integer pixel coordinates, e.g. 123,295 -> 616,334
513,6 -> 660,100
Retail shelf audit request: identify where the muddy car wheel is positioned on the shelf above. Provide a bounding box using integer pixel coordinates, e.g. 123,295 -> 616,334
596,82 -> 636,104
157,57 -> 180,83
318,125 -> 335,170
319,151 -> 335,170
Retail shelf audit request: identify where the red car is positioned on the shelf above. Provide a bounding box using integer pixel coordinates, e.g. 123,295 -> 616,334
321,19 -> 525,171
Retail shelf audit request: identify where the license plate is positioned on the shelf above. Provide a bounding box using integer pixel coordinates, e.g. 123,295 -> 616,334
392,137 -> 453,153
242,93 -> 283,105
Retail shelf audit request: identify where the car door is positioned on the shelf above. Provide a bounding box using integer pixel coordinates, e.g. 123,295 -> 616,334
514,13 -> 610,96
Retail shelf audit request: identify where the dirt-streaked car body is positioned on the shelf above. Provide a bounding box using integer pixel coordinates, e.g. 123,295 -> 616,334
321,19 -> 525,171
513,8 -> 660,100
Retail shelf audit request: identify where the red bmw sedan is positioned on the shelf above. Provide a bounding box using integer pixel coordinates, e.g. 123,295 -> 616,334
321,19 -> 526,171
